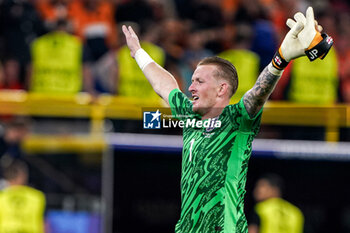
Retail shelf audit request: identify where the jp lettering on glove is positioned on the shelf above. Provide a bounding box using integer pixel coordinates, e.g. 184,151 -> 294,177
305,32 -> 333,61
285,7 -> 334,62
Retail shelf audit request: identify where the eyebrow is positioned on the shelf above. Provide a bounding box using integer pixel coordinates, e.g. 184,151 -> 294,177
191,77 -> 201,82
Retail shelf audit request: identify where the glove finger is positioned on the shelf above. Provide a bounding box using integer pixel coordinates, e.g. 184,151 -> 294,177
314,20 -> 323,32
294,12 -> 306,25
289,21 -> 304,37
286,18 -> 296,29
306,6 -> 315,27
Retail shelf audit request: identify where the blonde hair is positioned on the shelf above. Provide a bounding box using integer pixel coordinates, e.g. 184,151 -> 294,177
198,56 -> 238,97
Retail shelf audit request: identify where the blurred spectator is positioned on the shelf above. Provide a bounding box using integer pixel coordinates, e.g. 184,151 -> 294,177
158,19 -> 187,90
0,158 -> 45,233
339,54 -> 350,103
0,0 -> 45,90
334,10 -> 350,102
185,0 -> 224,30
0,0 -> 348,103
250,19 -> 278,71
84,49 -> 118,94
29,19 -> 84,94
218,23 -> 259,100
231,0 -> 279,70
220,0 -> 240,23
173,0 -> 192,19
179,29 -> 214,96
288,50 -> 338,104
147,0 -> 178,21
115,0 -> 155,31
116,23 -> 165,100
159,19 -> 186,64
248,174 -> 304,233
238,1 -> 279,71
0,118 -> 30,160
0,63 -> 3,88
36,0 -> 71,31
185,0 -> 225,53
68,0 -> 117,94
234,0 -> 262,24
260,0 -> 306,36
287,49 -> 338,104
69,0 -> 117,48
0,60 -> 22,89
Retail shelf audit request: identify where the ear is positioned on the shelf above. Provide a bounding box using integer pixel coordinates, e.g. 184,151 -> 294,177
218,82 -> 229,97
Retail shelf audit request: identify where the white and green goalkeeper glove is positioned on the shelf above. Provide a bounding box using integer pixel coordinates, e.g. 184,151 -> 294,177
271,6 -> 334,71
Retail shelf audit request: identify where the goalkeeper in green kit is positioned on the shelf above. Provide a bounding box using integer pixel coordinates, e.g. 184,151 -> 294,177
122,7 -> 333,233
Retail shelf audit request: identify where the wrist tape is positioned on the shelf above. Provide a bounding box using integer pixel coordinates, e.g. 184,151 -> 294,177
268,62 -> 284,76
135,49 -> 154,70
305,33 -> 334,61
272,48 -> 289,70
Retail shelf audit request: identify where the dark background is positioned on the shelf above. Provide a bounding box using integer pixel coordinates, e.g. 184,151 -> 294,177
113,149 -> 350,233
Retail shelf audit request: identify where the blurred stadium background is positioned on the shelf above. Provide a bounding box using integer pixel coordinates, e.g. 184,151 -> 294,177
1,0 -> 350,233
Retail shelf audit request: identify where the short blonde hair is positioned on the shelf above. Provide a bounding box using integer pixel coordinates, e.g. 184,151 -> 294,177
198,56 -> 238,97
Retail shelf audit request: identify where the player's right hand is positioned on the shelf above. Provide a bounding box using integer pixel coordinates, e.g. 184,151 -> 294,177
122,25 -> 141,58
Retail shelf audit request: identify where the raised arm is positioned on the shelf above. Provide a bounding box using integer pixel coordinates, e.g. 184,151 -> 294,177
122,25 -> 178,105
243,65 -> 282,117
243,7 -> 333,117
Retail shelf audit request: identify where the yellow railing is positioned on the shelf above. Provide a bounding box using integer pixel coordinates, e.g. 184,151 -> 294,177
0,90 -> 349,153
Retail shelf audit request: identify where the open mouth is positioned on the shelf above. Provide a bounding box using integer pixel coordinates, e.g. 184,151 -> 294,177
193,96 -> 199,101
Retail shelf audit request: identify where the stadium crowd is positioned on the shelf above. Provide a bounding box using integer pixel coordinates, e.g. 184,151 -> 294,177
0,0 -> 349,103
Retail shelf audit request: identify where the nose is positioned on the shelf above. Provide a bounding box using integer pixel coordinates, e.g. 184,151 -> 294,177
188,82 -> 195,93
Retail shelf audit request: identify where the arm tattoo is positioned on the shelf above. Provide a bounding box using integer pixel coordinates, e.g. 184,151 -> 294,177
243,66 -> 281,118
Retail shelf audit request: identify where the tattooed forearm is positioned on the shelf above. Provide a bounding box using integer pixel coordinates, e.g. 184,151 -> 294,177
243,66 -> 281,118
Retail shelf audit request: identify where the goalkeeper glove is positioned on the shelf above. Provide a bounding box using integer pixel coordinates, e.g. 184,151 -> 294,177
271,6 -> 333,71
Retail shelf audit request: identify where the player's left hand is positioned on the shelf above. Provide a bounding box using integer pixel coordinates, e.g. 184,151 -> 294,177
286,6 -> 333,61
271,6 -> 333,70
287,7 -> 319,50
279,7 -> 322,62
279,18 -> 305,62
270,17 -> 305,70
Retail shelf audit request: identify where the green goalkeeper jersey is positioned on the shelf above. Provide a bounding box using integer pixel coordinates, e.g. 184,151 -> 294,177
169,89 -> 262,233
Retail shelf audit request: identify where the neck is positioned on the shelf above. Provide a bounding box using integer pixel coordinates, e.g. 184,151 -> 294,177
8,179 -> 25,187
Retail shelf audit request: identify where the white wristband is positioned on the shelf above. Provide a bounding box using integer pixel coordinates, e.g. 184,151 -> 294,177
135,49 -> 154,71
268,62 -> 284,76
